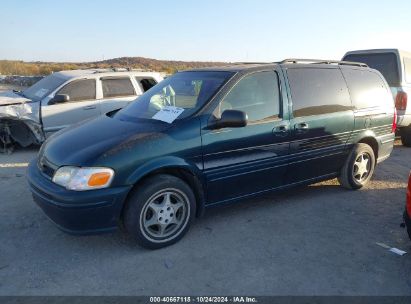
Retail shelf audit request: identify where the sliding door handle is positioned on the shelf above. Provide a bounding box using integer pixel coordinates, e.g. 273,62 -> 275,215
295,122 -> 309,133
273,125 -> 289,137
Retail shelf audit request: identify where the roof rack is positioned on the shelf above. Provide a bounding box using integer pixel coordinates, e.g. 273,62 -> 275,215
279,59 -> 368,68
233,62 -> 270,65
90,67 -> 154,73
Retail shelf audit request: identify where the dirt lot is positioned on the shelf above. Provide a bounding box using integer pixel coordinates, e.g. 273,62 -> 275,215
0,141 -> 410,296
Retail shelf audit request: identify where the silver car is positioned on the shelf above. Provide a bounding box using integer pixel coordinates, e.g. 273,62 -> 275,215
0,69 -> 163,151
342,49 -> 411,146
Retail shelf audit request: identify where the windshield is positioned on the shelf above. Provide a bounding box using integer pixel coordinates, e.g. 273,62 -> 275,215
22,73 -> 68,101
115,71 -> 234,123
343,53 -> 400,86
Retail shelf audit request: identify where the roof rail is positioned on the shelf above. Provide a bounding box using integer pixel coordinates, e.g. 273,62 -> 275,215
279,58 -> 368,68
90,67 -> 154,73
233,62 -> 270,65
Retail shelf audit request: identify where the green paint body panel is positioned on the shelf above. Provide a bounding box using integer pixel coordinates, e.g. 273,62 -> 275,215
27,63 -> 395,233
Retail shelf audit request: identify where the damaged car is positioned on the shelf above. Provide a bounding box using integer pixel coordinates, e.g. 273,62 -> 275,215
0,69 -> 163,153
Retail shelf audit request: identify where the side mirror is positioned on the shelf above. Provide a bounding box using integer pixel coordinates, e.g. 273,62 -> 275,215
49,94 -> 70,105
209,109 -> 248,129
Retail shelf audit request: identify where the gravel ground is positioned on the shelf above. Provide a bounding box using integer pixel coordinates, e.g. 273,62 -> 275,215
0,141 -> 410,296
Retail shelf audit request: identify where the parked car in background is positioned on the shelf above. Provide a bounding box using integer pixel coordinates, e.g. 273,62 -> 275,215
342,49 -> 411,146
0,69 -> 163,152
404,172 -> 411,241
27,59 -> 396,249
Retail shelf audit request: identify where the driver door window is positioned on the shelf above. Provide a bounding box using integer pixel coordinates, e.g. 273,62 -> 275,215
218,71 -> 280,122
56,79 -> 96,102
42,79 -> 100,134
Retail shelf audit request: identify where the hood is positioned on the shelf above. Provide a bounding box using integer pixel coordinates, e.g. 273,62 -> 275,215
0,91 -> 32,106
42,114 -> 171,167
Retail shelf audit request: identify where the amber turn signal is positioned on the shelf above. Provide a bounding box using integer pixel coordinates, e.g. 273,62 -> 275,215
88,172 -> 112,187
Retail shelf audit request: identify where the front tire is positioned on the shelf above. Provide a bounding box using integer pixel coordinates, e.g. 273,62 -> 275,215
124,174 -> 196,249
400,126 -> 411,147
338,143 -> 375,190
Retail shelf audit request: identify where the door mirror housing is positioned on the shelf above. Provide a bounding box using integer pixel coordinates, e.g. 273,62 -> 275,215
209,110 -> 248,129
50,94 -> 70,105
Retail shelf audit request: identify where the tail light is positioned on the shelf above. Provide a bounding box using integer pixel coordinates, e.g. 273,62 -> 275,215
392,107 -> 397,133
395,91 -> 408,111
407,173 -> 411,216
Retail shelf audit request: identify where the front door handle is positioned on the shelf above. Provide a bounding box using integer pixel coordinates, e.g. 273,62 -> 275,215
83,105 -> 97,110
295,122 -> 309,133
273,125 -> 289,137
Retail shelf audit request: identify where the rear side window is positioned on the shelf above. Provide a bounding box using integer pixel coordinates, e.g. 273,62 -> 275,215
341,68 -> 391,110
56,79 -> 96,102
136,77 -> 157,92
404,57 -> 411,83
101,77 -> 135,98
221,71 -> 280,122
287,68 -> 351,117
343,53 -> 400,86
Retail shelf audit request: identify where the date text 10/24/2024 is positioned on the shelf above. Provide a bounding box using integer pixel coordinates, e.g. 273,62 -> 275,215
149,296 -> 258,303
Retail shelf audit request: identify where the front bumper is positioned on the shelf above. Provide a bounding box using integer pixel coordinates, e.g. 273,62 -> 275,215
404,210 -> 411,241
27,159 -> 132,234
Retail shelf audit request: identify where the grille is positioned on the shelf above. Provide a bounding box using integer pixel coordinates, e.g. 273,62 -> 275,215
38,156 -> 57,179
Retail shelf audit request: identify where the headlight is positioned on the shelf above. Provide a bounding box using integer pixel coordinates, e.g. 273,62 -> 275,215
52,166 -> 114,191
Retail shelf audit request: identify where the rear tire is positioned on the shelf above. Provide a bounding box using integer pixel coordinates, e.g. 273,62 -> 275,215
338,143 -> 375,190
404,212 -> 411,241
124,174 -> 196,249
400,126 -> 411,147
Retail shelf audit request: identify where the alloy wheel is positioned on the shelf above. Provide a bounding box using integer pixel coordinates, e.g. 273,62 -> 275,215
140,188 -> 190,242
353,152 -> 371,183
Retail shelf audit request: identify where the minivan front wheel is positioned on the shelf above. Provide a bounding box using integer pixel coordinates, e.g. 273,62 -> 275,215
124,174 -> 196,249
338,143 -> 375,190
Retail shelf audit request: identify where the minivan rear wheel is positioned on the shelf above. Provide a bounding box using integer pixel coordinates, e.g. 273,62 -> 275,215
338,143 -> 375,190
124,174 -> 196,249
400,126 -> 411,147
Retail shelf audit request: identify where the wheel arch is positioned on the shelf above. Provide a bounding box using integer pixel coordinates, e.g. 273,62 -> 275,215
357,135 -> 379,162
122,157 -> 206,219
0,118 -> 42,147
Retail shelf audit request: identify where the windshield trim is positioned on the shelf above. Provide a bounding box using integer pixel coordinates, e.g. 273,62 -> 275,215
173,70 -> 237,120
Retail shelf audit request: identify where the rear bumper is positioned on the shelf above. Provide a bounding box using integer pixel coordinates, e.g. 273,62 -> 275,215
27,159 -> 132,234
376,133 -> 395,164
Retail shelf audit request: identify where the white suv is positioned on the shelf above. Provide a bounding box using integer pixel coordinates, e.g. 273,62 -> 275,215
342,49 -> 411,146
0,69 -> 163,150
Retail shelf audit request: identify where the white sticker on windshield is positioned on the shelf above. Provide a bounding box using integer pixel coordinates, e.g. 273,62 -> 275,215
152,106 -> 184,123
34,88 -> 49,98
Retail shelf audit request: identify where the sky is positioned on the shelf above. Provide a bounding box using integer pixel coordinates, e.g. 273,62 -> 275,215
0,0 -> 410,63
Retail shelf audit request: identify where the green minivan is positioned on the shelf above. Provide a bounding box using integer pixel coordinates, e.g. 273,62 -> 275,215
28,59 -> 396,249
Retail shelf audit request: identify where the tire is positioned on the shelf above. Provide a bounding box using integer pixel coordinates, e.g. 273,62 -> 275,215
404,212 -> 411,241
338,143 -> 376,190
124,174 -> 196,249
400,126 -> 411,147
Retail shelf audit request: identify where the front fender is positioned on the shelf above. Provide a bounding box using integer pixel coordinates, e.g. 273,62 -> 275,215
125,156 -> 206,217
126,155 -> 205,186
